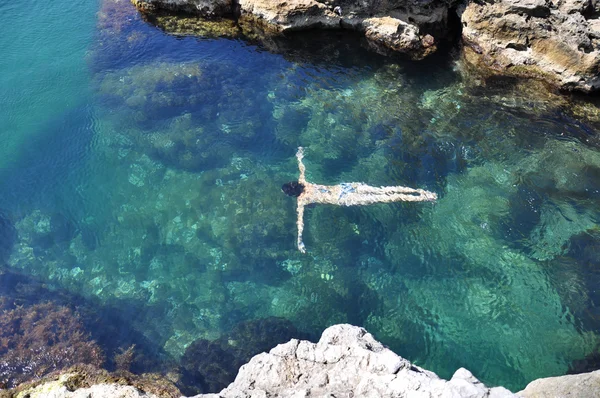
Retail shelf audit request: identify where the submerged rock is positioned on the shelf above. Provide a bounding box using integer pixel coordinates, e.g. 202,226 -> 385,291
0,211 -> 16,265
180,317 -> 304,394
95,58 -> 270,171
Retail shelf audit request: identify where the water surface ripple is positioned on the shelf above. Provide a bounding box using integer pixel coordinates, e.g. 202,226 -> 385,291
1,0 -> 600,393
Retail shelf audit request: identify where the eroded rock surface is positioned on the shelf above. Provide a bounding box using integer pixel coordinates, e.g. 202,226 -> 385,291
194,324 -> 516,398
461,0 -> 600,92
237,0 -> 337,31
133,0 -> 459,60
363,16 -> 437,58
132,0 -> 232,17
4,363 -> 182,398
15,376 -> 160,398
129,0 -> 600,91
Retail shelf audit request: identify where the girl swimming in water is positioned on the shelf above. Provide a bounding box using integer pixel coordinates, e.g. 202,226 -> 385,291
282,147 -> 437,253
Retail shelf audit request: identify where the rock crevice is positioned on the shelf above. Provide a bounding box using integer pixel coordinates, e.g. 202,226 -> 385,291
460,0 -> 600,92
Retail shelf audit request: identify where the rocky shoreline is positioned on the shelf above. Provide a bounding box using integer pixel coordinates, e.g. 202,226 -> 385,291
5,325 -> 600,397
131,0 -> 600,92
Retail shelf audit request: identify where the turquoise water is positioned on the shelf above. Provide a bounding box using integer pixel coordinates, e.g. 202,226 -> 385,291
2,0 -> 600,392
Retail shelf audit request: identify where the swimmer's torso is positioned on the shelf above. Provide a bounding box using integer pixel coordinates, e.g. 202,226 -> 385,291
298,181 -> 436,207
298,182 -> 357,206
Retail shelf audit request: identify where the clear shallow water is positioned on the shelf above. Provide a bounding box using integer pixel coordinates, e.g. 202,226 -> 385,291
1,0 -> 600,392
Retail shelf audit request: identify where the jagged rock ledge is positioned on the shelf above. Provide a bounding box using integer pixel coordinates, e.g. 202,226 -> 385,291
132,0 -> 449,60
194,324 -> 516,398
130,0 -> 600,92
460,0 -> 600,92
8,325 -> 600,397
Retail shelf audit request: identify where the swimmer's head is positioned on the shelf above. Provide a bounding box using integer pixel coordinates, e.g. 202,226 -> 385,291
282,182 -> 305,197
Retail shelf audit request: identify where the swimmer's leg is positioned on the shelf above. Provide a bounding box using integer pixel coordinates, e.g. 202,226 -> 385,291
353,184 -> 422,196
385,190 -> 437,202
385,186 -> 437,201
344,185 -> 436,204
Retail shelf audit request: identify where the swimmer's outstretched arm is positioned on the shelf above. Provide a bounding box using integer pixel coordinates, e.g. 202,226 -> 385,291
296,146 -> 306,184
297,202 -> 306,253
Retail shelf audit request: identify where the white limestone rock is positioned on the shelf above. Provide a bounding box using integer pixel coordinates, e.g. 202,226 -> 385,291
193,324 -> 516,398
518,369 -> 600,398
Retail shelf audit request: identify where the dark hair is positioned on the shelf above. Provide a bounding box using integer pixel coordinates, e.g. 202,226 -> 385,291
282,182 -> 305,197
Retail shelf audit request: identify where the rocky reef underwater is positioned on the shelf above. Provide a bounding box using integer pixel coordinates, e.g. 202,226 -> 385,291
1,0 -> 600,395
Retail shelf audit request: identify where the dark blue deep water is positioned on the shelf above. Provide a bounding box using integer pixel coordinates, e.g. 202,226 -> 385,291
2,0 -> 600,393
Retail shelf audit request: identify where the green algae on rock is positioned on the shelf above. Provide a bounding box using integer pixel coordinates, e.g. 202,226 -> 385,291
144,11 -> 241,38
3,364 -> 181,398
96,62 -> 204,116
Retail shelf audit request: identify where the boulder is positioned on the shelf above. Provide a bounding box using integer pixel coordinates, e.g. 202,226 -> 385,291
363,16 -> 437,59
461,0 -> 600,92
518,369 -> 600,397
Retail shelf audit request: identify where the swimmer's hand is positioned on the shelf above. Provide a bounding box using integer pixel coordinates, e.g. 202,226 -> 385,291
296,146 -> 304,159
298,241 -> 306,253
